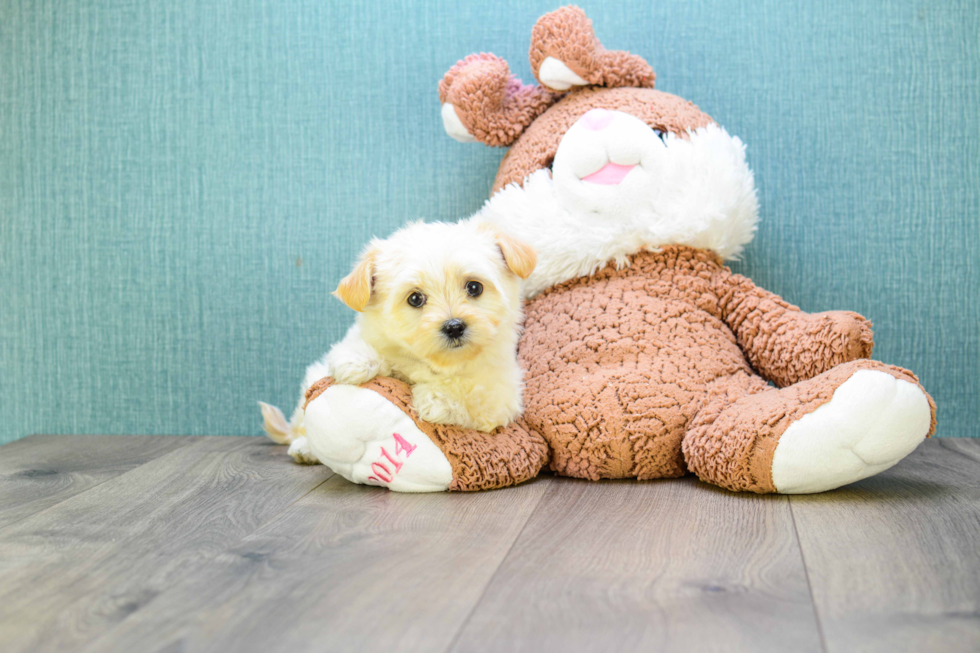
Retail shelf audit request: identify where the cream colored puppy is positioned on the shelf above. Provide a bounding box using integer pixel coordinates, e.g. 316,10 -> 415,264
262,219 -> 535,457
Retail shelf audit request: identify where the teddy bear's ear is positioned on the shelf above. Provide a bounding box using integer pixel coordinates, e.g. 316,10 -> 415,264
529,6 -> 655,92
438,53 -> 562,148
332,244 -> 378,312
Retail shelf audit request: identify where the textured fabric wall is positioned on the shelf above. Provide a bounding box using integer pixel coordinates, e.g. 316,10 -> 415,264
1,0 -> 977,444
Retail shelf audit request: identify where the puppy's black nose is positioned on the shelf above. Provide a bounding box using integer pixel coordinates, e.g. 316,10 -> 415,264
441,318 -> 467,340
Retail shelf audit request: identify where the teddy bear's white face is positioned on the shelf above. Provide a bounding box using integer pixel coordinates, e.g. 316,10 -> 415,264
552,109 -> 671,215
476,109 -> 760,297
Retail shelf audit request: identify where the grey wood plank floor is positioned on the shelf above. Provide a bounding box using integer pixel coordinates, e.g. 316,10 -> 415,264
790,439 -> 980,653
0,436 -> 976,653
0,435 -> 194,531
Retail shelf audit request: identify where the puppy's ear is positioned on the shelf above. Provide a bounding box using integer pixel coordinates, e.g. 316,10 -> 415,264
333,246 -> 377,312
493,229 -> 537,280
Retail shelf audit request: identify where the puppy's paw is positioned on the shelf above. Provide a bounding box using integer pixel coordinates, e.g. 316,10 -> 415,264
468,389 -> 524,433
412,385 -> 471,428
325,329 -> 389,386
472,416 -> 507,433
329,354 -> 383,386
287,436 -> 319,465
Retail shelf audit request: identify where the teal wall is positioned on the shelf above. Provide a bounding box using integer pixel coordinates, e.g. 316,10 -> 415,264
1,0 -> 977,444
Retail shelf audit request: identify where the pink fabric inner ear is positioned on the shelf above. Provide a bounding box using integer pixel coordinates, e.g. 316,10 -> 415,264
580,108 -> 615,130
581,162 -> 636,185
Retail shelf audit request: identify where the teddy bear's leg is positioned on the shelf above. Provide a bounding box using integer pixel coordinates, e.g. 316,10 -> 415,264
683,360 -> 936,494
302,380 -> 453,492
302,377 -> 550,492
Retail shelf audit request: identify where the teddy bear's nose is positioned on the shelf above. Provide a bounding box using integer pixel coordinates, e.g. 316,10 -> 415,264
579,108 -> 615,131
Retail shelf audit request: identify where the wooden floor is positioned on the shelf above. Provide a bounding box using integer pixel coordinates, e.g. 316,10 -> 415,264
0,436 -> 977,653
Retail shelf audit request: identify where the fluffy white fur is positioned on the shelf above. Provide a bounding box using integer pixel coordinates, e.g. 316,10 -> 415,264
476,115 -> 759,297
262,219 -> 533,453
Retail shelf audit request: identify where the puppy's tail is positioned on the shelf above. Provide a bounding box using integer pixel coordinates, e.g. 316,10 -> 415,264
258,401 -> 298,445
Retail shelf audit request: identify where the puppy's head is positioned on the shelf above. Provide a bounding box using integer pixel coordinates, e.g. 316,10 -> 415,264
334,220 -> 535,369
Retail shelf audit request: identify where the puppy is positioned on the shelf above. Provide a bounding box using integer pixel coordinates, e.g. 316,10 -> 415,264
261,219 -> 536,455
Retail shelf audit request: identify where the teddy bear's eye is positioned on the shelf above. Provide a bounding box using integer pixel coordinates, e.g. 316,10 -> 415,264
466,281 -> 483,298
407,291 -> 426,308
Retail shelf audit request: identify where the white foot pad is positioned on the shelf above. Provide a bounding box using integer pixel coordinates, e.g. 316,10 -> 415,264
440,103 -> 477,143
303,384 -> 453,493
772,370 -> 932,494
538,56 -> 588,90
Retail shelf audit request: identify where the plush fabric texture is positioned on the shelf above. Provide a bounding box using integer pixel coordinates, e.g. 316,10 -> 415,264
492,88 -> 713,193
716,270 -> 875,387
438,53 -> 561,147
305,376 -> 550,492
437,6 -> 660,151
303,246 -> 935,493
515,245 -> 933,489
477,123 -> 760,297
683,359 -> 935,493
529,6 -> 656,91
767,368 -> 936,493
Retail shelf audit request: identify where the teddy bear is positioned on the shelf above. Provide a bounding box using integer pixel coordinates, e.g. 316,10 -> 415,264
278,6 -> 936,494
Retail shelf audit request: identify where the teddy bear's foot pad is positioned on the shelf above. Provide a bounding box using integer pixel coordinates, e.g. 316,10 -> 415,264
303,383 -> 453,492
771,370 -> 932,493
538,57 -> 588,90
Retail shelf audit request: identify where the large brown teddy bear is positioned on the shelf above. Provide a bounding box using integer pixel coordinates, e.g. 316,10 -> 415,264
269,6 -> 936,494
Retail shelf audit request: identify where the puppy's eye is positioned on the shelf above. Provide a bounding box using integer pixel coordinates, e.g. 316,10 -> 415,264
407,291 -> 426,308
465,281 -> 483,298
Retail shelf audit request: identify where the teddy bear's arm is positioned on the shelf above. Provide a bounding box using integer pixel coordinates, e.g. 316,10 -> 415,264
715,271 -> 875,387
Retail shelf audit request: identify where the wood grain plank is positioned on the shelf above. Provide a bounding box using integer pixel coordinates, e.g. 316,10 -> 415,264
790,439 -> 980,653
82,475 -> 551,653
941,438 -> 980,464
0,435 -> 195,530
448,476 -> 823,653
0,436 -> 331,653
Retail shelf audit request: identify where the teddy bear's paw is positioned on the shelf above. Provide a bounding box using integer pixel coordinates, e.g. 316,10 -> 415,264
303,383 -> 453,492
771,370 -> 932,494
